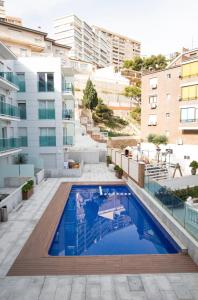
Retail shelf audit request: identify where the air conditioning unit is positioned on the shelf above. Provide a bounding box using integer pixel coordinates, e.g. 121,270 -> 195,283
177,138 -> 183,145
151,84 -> 157,89
151,103 -> 157,109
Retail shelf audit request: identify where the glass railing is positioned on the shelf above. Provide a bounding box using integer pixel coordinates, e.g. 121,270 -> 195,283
39,136 -> 56,147
144,176 -> 198,241
0,102 -> 20,118
18,81 -> 26,92
38,108 -> 55,119
62,109 -> 74,120
19,108 -> 26,119
19,136 -> 28,147
0,72 -> 19,87
0,138 -> 21,152
62,82 -> 74,95
63,136 -> 73,145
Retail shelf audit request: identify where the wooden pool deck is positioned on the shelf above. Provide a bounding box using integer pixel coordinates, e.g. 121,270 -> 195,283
8,182 -> 198,276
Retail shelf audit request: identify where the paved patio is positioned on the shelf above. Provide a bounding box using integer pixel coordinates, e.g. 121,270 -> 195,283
0,164 -> 198,299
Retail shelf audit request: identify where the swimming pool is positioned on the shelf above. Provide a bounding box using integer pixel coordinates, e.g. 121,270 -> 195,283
49,184 -> 180,256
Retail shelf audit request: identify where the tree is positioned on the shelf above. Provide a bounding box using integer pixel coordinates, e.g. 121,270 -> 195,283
124,85 -> 141,106
143,54 -> 167,71
147,134 -> 168,146
130,106 -> 141,123
123,56 -> 143,71
82,79 -> 98,110
92,101 -> 128,130
123,54 -> 167,72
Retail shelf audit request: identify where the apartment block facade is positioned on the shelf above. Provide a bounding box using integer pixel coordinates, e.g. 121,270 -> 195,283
54,15 -> 111,68
0,42 -> 21,185
0,20 -> 76,173
141,49 -> 198,146
94,26 -> 141,68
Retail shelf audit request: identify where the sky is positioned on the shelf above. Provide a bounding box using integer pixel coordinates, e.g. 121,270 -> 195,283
4,0 -> 198,56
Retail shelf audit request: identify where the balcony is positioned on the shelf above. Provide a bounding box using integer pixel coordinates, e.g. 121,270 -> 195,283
38,108 -> 55,119
0,72 -> 19,91
62,109 -> 74,120
62,82 -> 74,98
0,138 -> 21,153
19,136 -> 28,147
0,102 -> 20,120
179,119 -> 198,130
63,136 -> 73,146
39,136 -> 56,147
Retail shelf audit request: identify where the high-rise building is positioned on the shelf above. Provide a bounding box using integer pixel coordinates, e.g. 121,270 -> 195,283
0,0 -> 22,25
53,15 -> 141,69
53,14 -> 111,68
93,26 -> 141,68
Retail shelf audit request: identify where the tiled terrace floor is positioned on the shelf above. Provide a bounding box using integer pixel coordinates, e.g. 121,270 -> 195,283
0,164 -> 198,299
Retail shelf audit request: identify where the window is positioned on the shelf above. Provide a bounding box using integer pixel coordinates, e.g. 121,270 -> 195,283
149,78 -> 158,89
38,73 -> 54,92
20,48 -> 27,57
166,113 -> 170,118
16,73 -> 26,92
18,102 -> 26,119
181,85 -> 198,100
167,73 -> 171,79
39,128 -> 56,146
149,95 -> 157,103
38,100 -> 55,119
180,107 -> 197,122
148,114 -> 157,125
18,127 -> 28,147
182,61 -> 198,78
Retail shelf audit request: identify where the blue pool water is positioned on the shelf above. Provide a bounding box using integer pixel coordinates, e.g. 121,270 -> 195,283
49,185 -> 180,256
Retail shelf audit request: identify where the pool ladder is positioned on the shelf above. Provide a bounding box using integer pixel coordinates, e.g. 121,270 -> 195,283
99,186 -> 103,196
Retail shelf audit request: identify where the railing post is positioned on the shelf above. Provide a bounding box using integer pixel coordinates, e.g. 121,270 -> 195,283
138,162 -> 145,188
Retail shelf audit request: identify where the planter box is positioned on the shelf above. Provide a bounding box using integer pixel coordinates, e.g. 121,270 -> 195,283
22,188 -> 34,200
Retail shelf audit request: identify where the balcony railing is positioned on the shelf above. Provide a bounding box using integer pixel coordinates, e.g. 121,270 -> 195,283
38,108 -> 55,119
63,136 -> 73,146
19,136 -> 28,147
0,102 -> 20,118
0,72 -> 19,87
18,81 -> 26,92
0,138 -> 21,152
62,82 -> 74,95
180,119 -> 198,123
62,109 -> 74,120
39,136 -> 56,147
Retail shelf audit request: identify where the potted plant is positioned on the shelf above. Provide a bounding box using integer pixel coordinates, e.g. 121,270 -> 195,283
189,160 -> 198,175
106,155 -> 112,167
22,179 -> 34,200
114,165 -> 123,179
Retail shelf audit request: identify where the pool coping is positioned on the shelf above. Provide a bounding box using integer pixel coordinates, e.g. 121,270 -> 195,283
7,182 -> 198,276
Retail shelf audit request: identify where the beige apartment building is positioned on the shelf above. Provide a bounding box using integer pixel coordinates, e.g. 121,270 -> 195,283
0,20 -> 70,58
94,26 -> 141,68
141,49 -> 198,146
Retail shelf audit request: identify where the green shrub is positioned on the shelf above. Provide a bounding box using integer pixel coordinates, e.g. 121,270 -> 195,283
22,180 -> 34,193
172,186 -> 198,201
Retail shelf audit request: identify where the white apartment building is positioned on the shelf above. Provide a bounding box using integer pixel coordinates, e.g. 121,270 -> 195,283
53,14 -> 111,68
0,42 -> 21,186
0,19 -> 77,174
14,56 -> 75,173
94,26 -> 141,68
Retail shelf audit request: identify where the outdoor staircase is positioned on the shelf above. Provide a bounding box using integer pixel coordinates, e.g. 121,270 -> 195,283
145,164 -> 169,181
